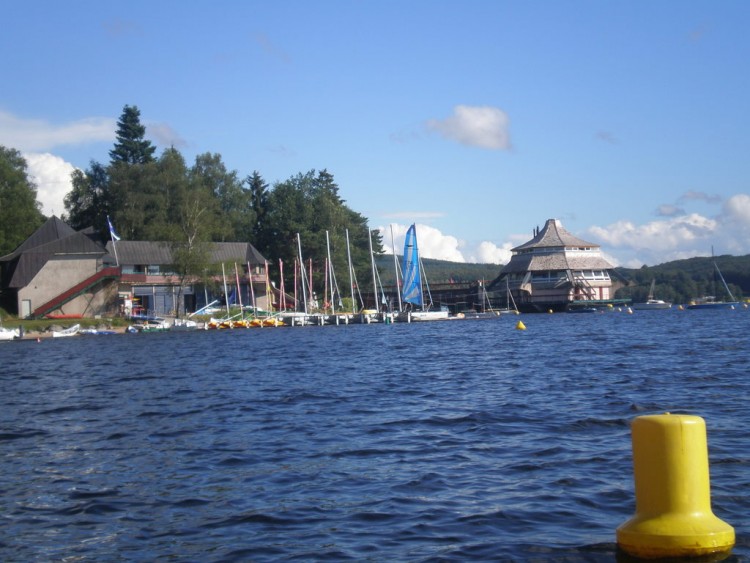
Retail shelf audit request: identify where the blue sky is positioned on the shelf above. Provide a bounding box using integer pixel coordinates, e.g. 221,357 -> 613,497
2,1 -> 749,267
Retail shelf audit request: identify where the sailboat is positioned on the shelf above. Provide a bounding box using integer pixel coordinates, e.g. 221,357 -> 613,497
495,277 -> 519,315
397,224 -> 449,322
460,281 -> 503,319
632,279 -> 672,310
687,255 -> 739,310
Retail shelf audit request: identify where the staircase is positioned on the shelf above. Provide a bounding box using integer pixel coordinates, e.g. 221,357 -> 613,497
32,267 -> 121,319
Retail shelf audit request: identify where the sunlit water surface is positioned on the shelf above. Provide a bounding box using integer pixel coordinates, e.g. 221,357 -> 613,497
1,309 -> 748,561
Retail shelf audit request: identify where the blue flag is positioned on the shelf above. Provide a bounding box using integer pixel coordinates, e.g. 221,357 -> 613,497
107,215 -> 121,241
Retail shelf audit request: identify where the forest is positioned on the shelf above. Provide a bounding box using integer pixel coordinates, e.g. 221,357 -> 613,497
1,104 -> 748,306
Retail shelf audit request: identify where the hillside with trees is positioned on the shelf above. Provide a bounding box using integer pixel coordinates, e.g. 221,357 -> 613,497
614,254 -> 749,304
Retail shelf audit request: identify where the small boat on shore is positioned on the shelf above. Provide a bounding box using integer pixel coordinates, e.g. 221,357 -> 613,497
80,328 -> 117,335
127,319 -> 170,333
172,318 -> 199,331
0,327 -> 20,341
52,324 -> 80,337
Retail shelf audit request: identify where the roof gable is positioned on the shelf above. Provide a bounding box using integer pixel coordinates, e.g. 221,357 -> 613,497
513,218 -> 597,251
15,216 -> 77,253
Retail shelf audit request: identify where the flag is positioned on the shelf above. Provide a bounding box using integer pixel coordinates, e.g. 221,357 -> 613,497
107,215 -> 121,241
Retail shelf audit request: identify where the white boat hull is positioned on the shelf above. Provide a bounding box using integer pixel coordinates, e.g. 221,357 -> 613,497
632,300 -> 672,310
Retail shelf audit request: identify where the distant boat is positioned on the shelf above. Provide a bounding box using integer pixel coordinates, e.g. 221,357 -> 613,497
127,318 -> 170,332
687,253 -> 739,310
397,224 -> 449,322
0,327 -> 20,341
632,280 -> 672,310
52,324 -> 80,337
172,318 -> 199,331
497,277 -> 519,315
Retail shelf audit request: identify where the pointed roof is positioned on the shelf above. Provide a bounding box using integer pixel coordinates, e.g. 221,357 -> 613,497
1,217 -> 108,289
497,218 -> 615,276
513,218 -> 598,252
0,216 -> 76,261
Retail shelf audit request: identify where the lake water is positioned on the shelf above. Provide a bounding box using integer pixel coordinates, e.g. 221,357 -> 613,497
1,309 -> 749,562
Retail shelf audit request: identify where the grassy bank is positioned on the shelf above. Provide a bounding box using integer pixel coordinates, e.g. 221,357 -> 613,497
0,311 -> 128,333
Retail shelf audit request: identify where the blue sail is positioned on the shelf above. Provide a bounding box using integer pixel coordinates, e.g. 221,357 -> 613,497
401,224 -> 423,307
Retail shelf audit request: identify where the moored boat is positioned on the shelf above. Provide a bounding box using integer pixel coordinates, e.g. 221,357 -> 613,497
632,280 -> 672,310
127,319 -> 170,333
687,252 -> 739,310
396,224 -> 449,322
0,327 -> 20,341
172,318 -> 199,331
52,324 -> 80,337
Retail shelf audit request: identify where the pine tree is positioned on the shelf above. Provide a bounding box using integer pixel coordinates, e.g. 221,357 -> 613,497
109,105 -> 156,165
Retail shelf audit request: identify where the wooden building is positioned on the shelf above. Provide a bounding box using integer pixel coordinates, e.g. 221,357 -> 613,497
488,218 -> 629,312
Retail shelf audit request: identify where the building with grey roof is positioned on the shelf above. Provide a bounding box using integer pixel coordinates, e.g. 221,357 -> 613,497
0,217 -> 270,319
488,218 -> 628,312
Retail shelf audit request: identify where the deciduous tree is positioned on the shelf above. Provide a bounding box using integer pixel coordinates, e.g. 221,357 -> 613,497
0,146 -> 44,255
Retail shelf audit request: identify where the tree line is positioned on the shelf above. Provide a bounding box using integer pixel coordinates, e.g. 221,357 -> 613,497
1,105 -> 384,293
614,255 -> 748,304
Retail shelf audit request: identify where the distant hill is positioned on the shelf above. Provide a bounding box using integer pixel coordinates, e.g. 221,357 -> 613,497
376,254 -> 750,304
375,256 -> 500,286
615,254 -> 750,304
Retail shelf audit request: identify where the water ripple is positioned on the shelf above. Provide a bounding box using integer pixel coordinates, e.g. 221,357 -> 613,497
1,311 -> 748,561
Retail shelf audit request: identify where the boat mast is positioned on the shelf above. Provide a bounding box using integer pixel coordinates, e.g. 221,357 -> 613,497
418,254 -> 433,311
297,233 -> 309,314
234,263 -> 244,314
325,230 -> 336,315
221,263 -> 230,317
714,262 -> 736,302
345,229 -> 356,314
247,261 -> 257,313
368,228 -> 378,310
391,224 -> 402,312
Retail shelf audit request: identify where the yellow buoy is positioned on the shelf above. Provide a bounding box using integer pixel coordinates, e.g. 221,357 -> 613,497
617,414 -> 735,559
515,320 -> 526,330
547,309 -> 553,314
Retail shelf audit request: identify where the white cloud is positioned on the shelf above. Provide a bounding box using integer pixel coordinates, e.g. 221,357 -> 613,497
721,193 -> 750,224
467,240 -> 513,265
147,122 -> 187,149
426,105 -> 511,150
23,152 -> 77,216
379,223 -> 464,262
585,202 -> 750,266
0,110 -> 115,152
378,222 -> 512,265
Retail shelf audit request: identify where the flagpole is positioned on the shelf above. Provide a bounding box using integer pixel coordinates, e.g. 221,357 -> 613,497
107,215 -> 120,266
112,238 -> 119,266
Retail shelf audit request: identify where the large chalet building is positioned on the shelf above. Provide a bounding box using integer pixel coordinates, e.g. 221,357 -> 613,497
489,218 -> 628,312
